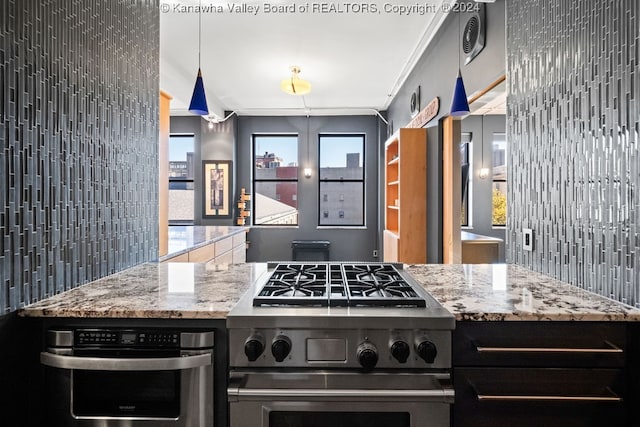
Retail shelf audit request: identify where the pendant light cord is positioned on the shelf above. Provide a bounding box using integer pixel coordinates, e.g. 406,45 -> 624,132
198,0 -> 202,68
306,115 -> 310,166
457,5 -> 461,72
481,116 -> 484,167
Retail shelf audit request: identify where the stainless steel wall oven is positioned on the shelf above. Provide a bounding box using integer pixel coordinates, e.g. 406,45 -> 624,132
41,328 -> 214,427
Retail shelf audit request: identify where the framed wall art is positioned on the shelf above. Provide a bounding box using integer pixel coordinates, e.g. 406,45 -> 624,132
202,160 -> 232,218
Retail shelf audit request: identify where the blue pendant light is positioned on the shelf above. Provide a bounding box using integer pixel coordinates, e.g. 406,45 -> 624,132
189,68 -> 208,115
450,69 -> 469,116
189,0 -> 209,116
449,8 -> 469,117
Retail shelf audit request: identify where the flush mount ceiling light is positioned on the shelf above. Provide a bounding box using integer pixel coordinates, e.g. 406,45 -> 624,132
280,66 -> 311,96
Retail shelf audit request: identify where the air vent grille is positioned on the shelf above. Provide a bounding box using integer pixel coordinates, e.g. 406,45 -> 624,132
463,4 -> 486,65
463,16 -> 480,54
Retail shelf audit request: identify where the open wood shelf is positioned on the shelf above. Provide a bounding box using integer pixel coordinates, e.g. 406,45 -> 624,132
383,128 -> 427,263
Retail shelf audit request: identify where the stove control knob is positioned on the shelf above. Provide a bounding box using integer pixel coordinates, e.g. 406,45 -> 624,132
244,335 -> 265,362
390,340 -> 411,363
357,341 -> 379,371
415,340 -> 438,364
271,335 -> 292,362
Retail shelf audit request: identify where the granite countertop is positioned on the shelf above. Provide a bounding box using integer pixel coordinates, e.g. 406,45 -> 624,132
159,225 -> 249,261
19,262 -> 640,321
20,262 -> 266,319
407,263 -> 640,321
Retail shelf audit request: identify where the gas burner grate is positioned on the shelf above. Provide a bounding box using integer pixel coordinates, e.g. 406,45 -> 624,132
343,264 -> 426,307
254,264 -> 331,306
253,263 -> 425,307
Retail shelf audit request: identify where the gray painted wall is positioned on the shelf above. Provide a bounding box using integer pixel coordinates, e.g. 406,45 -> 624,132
506,0 -> 639,306
169,115 -> 236,225
461,115 -> 507,260
237,115 -> 383,262
0,0 -> 159,315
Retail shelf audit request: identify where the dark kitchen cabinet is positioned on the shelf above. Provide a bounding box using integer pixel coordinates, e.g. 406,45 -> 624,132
452,322 -> 629,427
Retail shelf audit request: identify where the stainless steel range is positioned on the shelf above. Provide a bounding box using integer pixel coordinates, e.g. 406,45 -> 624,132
227,262 -> 455,427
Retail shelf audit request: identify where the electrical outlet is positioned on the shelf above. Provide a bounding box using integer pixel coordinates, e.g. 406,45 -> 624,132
523,228 -> 534,251
373,250 -> 378,258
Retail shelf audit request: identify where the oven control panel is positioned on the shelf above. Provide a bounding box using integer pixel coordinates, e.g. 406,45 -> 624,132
229,328 -> 451,370
74,329 -> 180,348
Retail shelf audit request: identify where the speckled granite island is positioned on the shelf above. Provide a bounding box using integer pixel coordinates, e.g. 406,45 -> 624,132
20,263 -> 640,427
20,262 -> 640,321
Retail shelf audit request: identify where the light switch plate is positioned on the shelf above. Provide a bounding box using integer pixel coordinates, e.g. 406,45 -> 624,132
523,228 -> 534,251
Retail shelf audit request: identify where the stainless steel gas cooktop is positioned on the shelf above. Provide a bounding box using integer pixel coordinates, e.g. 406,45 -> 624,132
253,262 -> 426,307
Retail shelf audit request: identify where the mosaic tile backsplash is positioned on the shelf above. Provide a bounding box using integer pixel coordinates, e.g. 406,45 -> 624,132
0,0 -> 160,315
506,1 -> 639,306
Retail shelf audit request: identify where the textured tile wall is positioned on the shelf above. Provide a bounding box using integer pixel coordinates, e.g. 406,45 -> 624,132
0,0 -> 159,315
506,1 -> 639,306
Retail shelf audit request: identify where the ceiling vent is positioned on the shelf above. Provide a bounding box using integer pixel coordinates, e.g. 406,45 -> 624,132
463,4 -> 486,65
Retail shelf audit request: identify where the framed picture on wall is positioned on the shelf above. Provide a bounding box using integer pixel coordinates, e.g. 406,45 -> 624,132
202,160 -> 232,218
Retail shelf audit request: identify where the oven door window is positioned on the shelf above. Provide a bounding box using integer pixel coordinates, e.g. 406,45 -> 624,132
72,370 -> 180,418
270,411 -> 410,427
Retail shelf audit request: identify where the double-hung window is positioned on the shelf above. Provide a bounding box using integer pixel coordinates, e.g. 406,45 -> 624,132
318,134 -> 365,226
253,135 -> 299,225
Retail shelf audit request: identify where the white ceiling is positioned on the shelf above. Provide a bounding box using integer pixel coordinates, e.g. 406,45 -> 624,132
160,0 -> 455,119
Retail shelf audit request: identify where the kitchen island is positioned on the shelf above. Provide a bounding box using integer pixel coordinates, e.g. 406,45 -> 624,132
20,263 -> 640,427
21,262 -> 640,320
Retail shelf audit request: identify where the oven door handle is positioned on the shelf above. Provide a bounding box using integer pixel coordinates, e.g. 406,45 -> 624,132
227,387 -> 455,402
40,352 -> 211,371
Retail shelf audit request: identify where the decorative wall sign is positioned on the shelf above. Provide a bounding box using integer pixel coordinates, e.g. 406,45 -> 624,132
406,96 -> 440,128
203,160 -> 232,218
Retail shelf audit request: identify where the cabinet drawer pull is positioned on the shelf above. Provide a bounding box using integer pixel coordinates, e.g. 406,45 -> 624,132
477,393 -> 622,403
476,340 -> 622,354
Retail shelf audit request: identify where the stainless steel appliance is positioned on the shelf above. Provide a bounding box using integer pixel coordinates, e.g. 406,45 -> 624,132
41,328 -> 214,426
227,262 -> 455,427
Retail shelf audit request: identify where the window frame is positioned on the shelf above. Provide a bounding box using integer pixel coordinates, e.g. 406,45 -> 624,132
252,133 -> 299,226
168,133 -> 195,225
317,133 -> 366,227
491,133 -> 507,227
460,133 -> 472,227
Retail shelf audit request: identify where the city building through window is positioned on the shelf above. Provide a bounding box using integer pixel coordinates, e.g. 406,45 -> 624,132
168,134 -> 195,224
318,134 -> 365,226
253,135 -> 299,225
